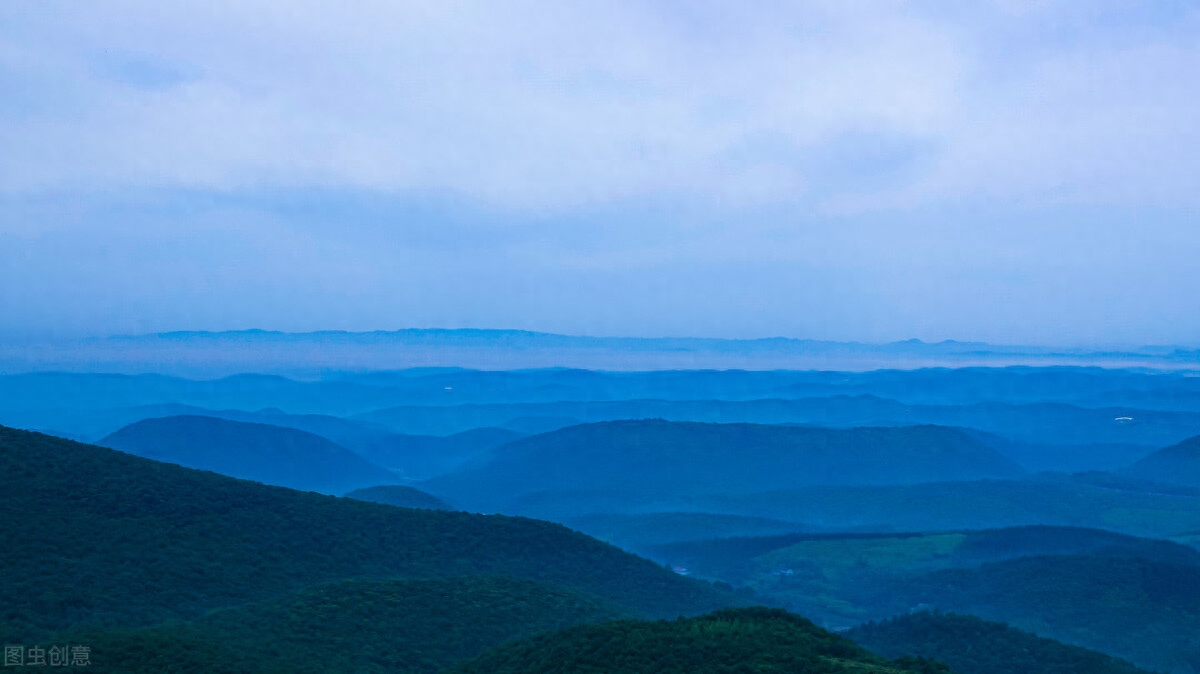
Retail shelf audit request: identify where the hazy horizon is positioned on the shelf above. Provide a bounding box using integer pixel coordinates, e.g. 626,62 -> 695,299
5,327 -> 1200,377
9,325 -> 1200,350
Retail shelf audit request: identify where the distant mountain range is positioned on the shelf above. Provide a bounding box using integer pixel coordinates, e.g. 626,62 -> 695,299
423,420 -> 1025,511
4,368 -> 1200,459
499,472 -> 1200,539
76,409 -> 1200,541
352,396 -> 1200,446
5,328 -> 1200,375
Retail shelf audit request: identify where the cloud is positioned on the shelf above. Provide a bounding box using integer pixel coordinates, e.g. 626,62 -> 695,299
3,1 -> 1200,345
8,1 -> 1198,212
0,1 -> 974,209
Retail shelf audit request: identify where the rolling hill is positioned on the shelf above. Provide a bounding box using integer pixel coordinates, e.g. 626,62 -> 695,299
446,607 -> 950,674
7,367 -> 1200,455
848,612 -> 1152,674
181,406 -> 394,449
515,474 -> 1200,540
423,420 -> 1025,509
0,424 -> 733,640
345,484 -> 452,509
354,396 -> 1200,448
100,415 -> 398,494
1125,434 -> 1200,488
348,427 -> 525,480
872,555 -> 1200,673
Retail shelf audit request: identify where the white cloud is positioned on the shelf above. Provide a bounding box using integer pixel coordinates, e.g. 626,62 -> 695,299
4,1 -> 1200,345
27,1 -> 1198,212
2,1 -> 975,209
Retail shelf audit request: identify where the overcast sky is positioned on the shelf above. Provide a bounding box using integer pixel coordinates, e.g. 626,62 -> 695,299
3,1 -> 1199,345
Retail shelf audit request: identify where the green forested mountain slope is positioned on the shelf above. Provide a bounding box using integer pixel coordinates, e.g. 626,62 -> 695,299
345,484 -> 452,509
637,527 -> 1200,672
447,607 -> 951,674
873,555 -> 1200,673
848,612 -> 1153,674
0,425 -> 732,639
69,577 -> 634,674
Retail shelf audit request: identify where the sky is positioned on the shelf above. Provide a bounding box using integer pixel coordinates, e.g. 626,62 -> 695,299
2,1 -> 1200,346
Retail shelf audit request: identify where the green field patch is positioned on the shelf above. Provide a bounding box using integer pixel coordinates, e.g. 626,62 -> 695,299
755,533 -> 969,580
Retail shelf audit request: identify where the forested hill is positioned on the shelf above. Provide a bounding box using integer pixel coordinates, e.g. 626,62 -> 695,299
68,577 -> 636,674
424,420 -> 1024,508
848,612 -> 1153,674
100,414 -> 397,494
447,607 -> 951,674
0,424 -> 732,638
877,554 -> 1200,672
345,484 -> 452,509
1125,433 -> 1200,488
